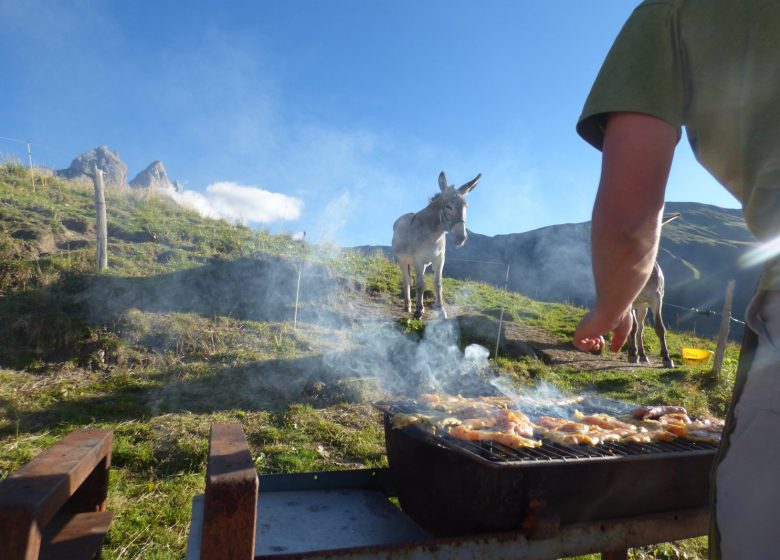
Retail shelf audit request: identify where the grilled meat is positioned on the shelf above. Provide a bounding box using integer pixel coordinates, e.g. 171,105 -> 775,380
631,405 -> 689,420
448,424 -> 542,449
388,395 -> 720,448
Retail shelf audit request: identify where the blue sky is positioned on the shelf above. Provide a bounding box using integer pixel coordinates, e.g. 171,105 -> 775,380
0,1 -> 739,246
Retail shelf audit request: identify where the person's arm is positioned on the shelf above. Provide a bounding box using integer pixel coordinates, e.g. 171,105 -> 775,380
573,112 -> 677,353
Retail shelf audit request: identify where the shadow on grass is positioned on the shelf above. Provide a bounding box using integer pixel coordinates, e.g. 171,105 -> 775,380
0,255 -> 356,368
2,352 -> 387,435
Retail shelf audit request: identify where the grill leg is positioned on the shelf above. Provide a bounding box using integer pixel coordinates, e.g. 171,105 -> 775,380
602,549 -> 628,560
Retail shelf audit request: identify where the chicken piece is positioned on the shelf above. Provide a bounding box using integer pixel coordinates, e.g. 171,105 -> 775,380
681,430 -> 721,444
391,413 -> 423,430
461,416 -> 497,430
665,417 -> 723,443
620,429 -> 677,443
573,410 -> 638,432
656,412 -> 692,428
536,427 -> 600,446
585,425 -> 638,442
448,424 -> 542,448
391,413 -> 461,431
537,416 -> 590,433
616,416 -> 674,440
631,405 -> 688,421
494,409 -> 536,438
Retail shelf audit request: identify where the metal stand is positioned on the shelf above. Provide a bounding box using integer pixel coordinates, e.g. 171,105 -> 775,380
188,467 -> 709,560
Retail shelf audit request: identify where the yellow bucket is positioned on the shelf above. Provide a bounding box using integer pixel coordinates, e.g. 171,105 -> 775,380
682,347 -> 714,366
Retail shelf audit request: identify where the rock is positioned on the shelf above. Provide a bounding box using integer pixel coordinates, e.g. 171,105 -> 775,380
129,160 -> 174,190
56,145 -> 128,189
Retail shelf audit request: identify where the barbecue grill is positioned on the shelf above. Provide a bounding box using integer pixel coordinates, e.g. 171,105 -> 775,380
377,401 -> 717,537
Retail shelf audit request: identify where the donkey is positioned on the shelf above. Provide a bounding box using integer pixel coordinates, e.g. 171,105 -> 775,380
392,171 -> 481,319
627,213 -> 680,369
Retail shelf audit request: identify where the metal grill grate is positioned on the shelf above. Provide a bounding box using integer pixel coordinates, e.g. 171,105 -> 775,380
439,430 -> 718,464
379,403 -> 718,466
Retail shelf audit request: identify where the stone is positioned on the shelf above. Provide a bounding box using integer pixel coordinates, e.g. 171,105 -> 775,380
129,160 -> 174,190
56,145 -> 128,189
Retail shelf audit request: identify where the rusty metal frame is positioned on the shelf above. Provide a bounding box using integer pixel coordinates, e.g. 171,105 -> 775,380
251,469 -> 708,560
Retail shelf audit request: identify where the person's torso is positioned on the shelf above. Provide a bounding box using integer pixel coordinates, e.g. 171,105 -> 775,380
677,0 -> 780,242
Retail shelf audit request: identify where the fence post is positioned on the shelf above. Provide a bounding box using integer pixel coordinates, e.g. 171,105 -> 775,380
92,163 -> 108,272
26,141 -> 35,193
712,279 -> 735,380
494,264 -> 510,359
293,232 -> 306,334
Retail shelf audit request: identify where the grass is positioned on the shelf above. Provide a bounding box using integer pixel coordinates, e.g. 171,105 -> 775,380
0,161 -> 740,559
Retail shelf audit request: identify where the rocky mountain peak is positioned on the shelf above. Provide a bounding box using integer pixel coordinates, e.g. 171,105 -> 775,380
56,145 -> 128,189
129,160 -> 173,190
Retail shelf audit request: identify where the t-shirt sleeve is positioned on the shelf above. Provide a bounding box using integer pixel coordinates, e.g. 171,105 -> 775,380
577,0 -> 685,151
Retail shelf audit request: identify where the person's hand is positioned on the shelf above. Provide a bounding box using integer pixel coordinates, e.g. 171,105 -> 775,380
573,307 -> 633,354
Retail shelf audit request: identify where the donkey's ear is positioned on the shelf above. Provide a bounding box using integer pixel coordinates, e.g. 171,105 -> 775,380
457,173 -> 481,195
438,171 -> 449,192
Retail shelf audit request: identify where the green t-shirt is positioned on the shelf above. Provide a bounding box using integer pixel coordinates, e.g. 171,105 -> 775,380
577,0 -> 780,289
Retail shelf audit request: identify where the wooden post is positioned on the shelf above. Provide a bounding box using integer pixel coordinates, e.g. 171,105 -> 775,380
712,279 -> 736,379
201,424 -> 258,560
26,141 -> 35,193
92,164 -> 108,272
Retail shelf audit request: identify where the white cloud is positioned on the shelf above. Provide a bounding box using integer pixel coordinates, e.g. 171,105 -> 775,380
165,181 -> 302,225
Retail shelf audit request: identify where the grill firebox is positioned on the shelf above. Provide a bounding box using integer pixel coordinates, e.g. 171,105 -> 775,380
380,404 -> 717,537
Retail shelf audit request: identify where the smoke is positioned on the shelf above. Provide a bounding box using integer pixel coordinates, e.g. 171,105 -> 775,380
490,377 -> 636,420
83,212 -> 498,410
315,191 -> 353,244
322,318 -> 493,397
164,181 -> 303,225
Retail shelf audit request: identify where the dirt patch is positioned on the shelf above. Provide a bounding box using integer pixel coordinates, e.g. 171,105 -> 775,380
500,322 -> 647,372
349,289 -> 663,373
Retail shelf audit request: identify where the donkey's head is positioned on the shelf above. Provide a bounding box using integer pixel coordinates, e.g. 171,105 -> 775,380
435,171 -> 481,247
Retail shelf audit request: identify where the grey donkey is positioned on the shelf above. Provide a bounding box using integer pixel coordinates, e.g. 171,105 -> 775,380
628,213 -> 681,368
392,171 -> 481,319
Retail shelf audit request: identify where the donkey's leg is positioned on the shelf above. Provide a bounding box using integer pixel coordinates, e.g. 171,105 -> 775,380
627,309 -> 639,363
652,303 -> 675,368
635,307 -> 650,363
413,262 -> 427,319
401,262 -> 412,313
431,258 -> 447,319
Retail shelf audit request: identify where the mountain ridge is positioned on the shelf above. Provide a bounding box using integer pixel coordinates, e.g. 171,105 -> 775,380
355,201 -> 760,338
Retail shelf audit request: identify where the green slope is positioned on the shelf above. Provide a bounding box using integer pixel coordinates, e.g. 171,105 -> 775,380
0,161 -> 739,560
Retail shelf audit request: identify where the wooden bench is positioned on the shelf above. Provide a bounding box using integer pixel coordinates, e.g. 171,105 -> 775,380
0,429 -> 114,560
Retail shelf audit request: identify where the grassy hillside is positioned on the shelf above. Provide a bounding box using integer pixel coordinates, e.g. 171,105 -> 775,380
0,161 -> 740,559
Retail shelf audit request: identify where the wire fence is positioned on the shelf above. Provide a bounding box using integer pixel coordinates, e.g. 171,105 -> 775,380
444,256 -> 745,341
0,134 -> 75,181
2,133 -> 749,344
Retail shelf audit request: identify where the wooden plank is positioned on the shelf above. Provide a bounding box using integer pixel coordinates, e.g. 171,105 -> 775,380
0,511 -> 41,560
39,511 -> 113,560
200,424 -> 258,560
0,429 -> 112,560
